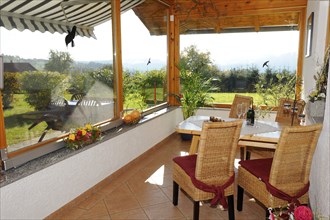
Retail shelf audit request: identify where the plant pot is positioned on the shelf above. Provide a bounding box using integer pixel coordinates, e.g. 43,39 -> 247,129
180,133 -> 193,141
308,100 -> 326,117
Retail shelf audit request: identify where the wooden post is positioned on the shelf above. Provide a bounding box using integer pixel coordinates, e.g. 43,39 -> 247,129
296,8 -> 307,99
154,81 -> 157,104
112,0 -> 123,117
0,91 -> 7,149
167,9 -> 180,106
326,4 -> 330,48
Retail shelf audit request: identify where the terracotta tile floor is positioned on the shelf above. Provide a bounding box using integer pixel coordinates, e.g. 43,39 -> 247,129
49,134 -> 267,220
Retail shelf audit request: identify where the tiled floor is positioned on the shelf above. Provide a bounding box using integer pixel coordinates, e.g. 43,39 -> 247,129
48,134 -> 267,220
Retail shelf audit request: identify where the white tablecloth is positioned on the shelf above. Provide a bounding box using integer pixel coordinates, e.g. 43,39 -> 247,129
181,116 -> 280,136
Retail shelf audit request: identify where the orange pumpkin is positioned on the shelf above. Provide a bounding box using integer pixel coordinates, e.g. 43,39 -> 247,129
123,114 -> 133,124
131,110 -> 141,120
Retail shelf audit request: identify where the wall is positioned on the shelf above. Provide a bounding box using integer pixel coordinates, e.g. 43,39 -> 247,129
304,0 -> 330,218
0,108 -> 184,219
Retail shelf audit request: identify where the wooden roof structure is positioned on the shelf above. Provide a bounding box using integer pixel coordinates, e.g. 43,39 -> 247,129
133,0 -> 307,35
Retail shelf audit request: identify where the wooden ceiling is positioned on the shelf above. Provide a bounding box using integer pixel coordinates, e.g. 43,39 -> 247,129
133,0 -> 307,35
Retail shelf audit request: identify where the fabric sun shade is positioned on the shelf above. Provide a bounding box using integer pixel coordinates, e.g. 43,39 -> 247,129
0,0 -> 145,38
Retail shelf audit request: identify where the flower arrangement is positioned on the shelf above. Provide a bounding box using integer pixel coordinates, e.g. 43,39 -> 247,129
65,123 -> 101,150
268,203 -> 313,220
308,45 -> 329,102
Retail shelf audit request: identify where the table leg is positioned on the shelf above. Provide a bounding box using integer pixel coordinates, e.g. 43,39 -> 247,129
240,146 -> 246,161
189,135 -> 200,155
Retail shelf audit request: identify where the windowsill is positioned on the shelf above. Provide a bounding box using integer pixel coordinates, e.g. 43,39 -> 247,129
0,106 -> 177,188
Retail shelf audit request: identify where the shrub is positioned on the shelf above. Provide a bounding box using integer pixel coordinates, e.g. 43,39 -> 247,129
20,71 -> 67,110
255,69 -> 297,107
124,93 -> 148,110
67,71 -> 95,95
89,65 -> 114,87
2,72 -> 20,109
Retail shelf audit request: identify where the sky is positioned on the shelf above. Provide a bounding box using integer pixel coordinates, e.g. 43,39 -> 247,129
0,10 -> 299,69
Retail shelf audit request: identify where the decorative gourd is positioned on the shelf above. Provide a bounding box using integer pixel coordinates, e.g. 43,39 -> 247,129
123,110 -> 141,125
123,114 -> 133,124
131,110 -> 141,120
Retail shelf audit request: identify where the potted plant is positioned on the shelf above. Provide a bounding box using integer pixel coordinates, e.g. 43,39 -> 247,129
176,68 -> 214,119
173,68 -> 214,140
308,45 -> 329,117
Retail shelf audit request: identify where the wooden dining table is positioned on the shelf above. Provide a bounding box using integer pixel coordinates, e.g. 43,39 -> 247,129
176,116 -> 286,160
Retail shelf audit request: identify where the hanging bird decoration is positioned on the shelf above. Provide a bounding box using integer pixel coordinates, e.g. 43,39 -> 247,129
147,58 -> 151,65
262,60 -> 269,68
65,26 -> 76,47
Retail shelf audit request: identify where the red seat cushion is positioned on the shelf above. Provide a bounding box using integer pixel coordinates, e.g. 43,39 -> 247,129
239,158 -> 309,205
173,154 -> 234,208
173,155 -> 197,177
239,158 -> 273,182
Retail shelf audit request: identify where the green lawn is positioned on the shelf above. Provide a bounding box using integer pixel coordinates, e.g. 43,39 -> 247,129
209,92 -> 264,105
5,92 -> 265,147
4,94 -> 49,146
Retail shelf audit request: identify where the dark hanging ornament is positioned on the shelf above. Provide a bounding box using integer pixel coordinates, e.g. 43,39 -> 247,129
65,26 -> 76,47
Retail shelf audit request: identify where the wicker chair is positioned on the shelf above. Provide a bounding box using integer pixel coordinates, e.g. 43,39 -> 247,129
173,120 -> 243,220
237,124 -> 322,217
229,94 -> 253,119
275,98 -> 306,125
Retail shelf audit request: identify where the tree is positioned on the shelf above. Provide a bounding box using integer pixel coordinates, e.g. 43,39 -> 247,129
44,50 -> 74,73
20,71 -> 67,110
179,45 -> 219,81
3,72 -> 20,109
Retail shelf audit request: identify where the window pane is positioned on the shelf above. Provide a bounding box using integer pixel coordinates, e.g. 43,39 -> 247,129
180,31 -> 299,107
121,9 -> 167,112
1,22 -> 114,153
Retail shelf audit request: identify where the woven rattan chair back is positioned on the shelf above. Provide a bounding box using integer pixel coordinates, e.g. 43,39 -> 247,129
275,98 -> 305,125
229,94 -> 253,119
269,124 -> 322,195
195,120 -> 243,184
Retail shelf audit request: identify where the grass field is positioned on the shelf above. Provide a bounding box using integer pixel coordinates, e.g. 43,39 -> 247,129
209,92 -> 263,104
4,92 -> 264,148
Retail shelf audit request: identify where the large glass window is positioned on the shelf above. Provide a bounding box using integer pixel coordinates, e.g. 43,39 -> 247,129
121,9 -> 168,113
179,31 -> 299,108
1,22 -> 114,153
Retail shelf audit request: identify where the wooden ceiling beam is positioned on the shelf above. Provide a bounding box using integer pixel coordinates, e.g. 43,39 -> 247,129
133,0 -> 307,35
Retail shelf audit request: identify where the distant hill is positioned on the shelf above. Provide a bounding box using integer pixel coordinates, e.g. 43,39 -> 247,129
217,52 -> 298,72
3,55 -> 47,71
73,59 -> 166,72
3,52 -> 297,73
72,61 -> 108,71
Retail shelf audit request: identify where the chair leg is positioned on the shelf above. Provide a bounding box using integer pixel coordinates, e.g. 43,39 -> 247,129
237,185 -> 244,211
38,126 -> 51,142
246,150 -> 251,160
266,208 -> 270,219
173,181 -> 179,206
227,195 -> 235,220
193,201 -> 199,220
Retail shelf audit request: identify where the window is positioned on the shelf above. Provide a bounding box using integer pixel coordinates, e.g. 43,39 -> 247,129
179,31 -> 299,108
121,10 -> 168,113
1,22 -> 114,154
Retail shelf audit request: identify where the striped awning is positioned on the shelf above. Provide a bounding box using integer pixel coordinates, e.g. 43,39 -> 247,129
0,0 -> 145,39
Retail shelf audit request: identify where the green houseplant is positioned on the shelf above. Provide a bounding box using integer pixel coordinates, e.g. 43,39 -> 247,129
176,68 -> 214,119
173,68 -> 214,140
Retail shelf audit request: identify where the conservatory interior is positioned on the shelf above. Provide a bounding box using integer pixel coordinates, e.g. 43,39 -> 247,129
0,0 -> 329,219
